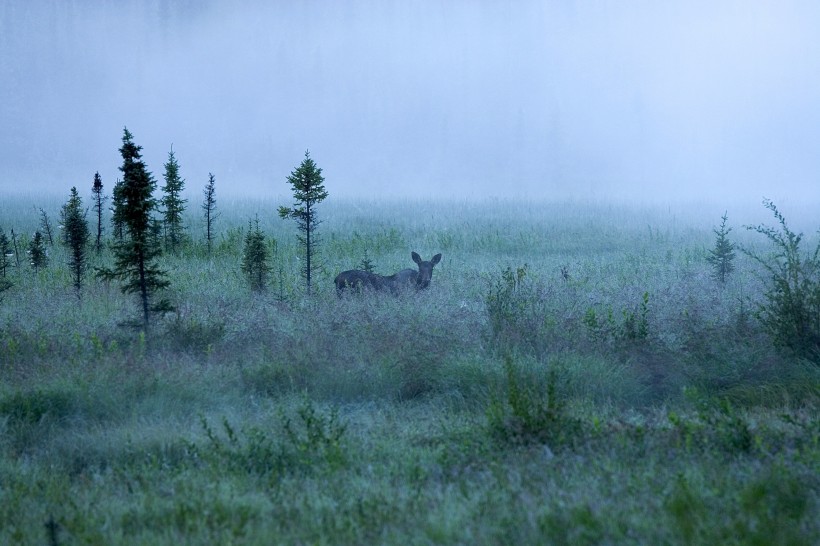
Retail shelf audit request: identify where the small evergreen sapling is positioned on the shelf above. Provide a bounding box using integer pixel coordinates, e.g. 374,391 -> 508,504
241,217 -> 270,291
60,187 -> 90,294
359,248 -> 376,273
28,231 -> 48,272
706,212 -> 736,283
278,151 -> 329,295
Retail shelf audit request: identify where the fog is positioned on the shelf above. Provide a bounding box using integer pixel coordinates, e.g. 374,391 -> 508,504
2,0 -> 819,204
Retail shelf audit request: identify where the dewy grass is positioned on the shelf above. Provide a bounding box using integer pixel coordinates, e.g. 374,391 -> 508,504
0,196 -> 817,544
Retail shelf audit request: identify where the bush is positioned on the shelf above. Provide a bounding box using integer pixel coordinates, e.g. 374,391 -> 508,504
198,397 -> 348,478
484,265 -> 558,354
486,354 -> 582,446
744,199 -> 820,364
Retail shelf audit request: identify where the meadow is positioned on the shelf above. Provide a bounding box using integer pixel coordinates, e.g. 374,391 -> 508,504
0,194 -> 818,545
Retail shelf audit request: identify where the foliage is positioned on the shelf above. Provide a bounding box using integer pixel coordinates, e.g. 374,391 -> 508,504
487,355 -> 582,446
202,172 -> 219,255
0,198 -> 818,544
60,186 -> 90,294
241,217 -> 270,291
582,292 -> 650,344
96,127 -> 172,330
485,264 -> 533,349
91,171 -> 107,253
166,313 -> 225,354
161,147 -> 187,253
199,397 -> 347,477
706,212 -> 736,283
27,230 -> 48,271
744,199 -> 820,363
278,150 -> 329,295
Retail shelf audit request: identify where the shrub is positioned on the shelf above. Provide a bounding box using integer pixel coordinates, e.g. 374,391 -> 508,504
486,354 -> 582,446
744,199 -> 820,364
198,397 -> 348,478
485,265 -> 550,353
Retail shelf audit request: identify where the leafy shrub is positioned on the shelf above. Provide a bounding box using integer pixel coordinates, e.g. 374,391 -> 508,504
198,397 -> 348,478
664,466 -> 813,545
485,265 -> 559,353
487,354 -> 582,446
0,388 -> 76,425
583,291 -> 650,344
166,313 -> 225,353
744,199 -> 820,364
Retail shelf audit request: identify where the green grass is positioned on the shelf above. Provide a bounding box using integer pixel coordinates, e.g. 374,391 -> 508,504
0,196 -> 818,544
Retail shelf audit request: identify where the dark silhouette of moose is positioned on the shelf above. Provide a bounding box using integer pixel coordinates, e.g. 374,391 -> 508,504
335,252 -> 442,296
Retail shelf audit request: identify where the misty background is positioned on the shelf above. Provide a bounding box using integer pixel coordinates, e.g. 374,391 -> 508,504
1,0 -> 819,205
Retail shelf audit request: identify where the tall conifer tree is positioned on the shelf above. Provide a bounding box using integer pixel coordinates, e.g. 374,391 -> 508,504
111,178 -> 125,241
61,187 -> 90,294
161,147 -> 187,253
28,231 -> 48,272
91,172 -> 107,253
202,173 -> 219,256
278,151 -> 328,295
97,128 -> 172,330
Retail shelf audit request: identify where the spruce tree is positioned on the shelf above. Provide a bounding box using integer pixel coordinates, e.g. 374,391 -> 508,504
706,212 -> 736,283
241,217 -> 270,291
38,208 -> 55,246
0,228 -> 11,277
202,173 -> 219,255
161,147 -> 187,253
91,172 -> 107,253
28,231 -> 48,272
111,178 -> 125,241
0,228 -> 13,297
61,187 -> 90,294
10,229 -> 20,269
96,128 -> 172,330
278,151 -> 328,295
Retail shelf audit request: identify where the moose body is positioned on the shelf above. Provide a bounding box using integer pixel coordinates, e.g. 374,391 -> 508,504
335,252 -> 442,296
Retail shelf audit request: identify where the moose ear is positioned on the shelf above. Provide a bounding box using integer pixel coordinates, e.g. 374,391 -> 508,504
412,251 -> 421,264
431,253 -> 442,265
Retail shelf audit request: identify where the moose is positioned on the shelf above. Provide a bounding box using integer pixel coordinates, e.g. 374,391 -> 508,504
335,252 -> 442,296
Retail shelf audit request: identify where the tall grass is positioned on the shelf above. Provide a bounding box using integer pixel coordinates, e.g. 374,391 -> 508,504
0,196 -> 817,544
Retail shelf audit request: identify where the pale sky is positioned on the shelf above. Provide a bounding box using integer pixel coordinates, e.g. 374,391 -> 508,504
1,0 -> 819,204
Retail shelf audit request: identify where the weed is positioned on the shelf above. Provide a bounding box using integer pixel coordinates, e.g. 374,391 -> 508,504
198,397 -> 348,479
166,313 -> 225,353
487,354 -> 582,446
744,199 -> 820,364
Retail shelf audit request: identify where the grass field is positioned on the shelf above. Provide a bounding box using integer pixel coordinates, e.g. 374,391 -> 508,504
0,194 -> 818,545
